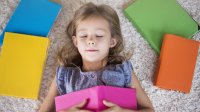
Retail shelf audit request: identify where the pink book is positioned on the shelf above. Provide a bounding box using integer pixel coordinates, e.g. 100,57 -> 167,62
55,86 -> 137,112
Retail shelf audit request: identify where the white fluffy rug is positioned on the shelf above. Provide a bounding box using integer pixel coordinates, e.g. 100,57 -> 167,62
0,0 -> 200,112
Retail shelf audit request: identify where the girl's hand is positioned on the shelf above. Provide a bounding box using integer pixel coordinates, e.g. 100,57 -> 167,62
59,99 -> 92,112
102,100 -> 136,112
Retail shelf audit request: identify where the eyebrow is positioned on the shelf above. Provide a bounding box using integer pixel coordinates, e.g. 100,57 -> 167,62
77,28 -> 107,32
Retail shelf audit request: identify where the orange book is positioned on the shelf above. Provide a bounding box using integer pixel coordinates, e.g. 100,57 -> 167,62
154,34 -> 200,93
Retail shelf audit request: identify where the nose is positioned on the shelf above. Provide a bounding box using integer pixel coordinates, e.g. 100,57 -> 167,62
87,36 -> 95,45
88,41 -> 95,45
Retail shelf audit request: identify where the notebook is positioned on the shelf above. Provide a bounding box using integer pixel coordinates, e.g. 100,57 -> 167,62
0,0 -> 62,46
0,32 -> 50,99
154,34 -> 200,93
124,0 -> 199,54
55,86 -> 137,112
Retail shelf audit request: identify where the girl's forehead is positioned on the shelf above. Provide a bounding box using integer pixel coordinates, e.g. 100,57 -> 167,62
76,16 -> 110,32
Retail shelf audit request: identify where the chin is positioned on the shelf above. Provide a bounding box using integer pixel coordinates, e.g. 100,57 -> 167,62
84,58 -> 101,62
82,53 -> 108,63
83,56 -> 105,63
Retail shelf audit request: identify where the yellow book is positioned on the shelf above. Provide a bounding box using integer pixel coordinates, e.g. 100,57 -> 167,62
0,32 -> 50,99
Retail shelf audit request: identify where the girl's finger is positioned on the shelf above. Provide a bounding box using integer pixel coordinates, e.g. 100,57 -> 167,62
76,99 -> 88,108
103,100 -> 116,107
79,110 -> 92,112
101,108 -> 113,112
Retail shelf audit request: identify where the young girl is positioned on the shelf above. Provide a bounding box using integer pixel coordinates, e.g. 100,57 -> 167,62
39,2 -> 154,112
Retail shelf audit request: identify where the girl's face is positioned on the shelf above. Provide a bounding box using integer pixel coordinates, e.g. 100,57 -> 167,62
73,16 -> 117,63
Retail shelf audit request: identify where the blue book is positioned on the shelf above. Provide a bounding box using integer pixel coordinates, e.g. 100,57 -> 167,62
0,0 -> 62,46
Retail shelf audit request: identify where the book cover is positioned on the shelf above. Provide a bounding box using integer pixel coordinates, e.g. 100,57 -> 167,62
0,32 -> 50,99
55,86 -> 137,112
0,0 -> 62,46
154,34 -> 199,93
123,0 -> 199,54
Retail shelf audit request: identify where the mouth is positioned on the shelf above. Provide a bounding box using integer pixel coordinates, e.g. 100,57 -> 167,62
85,50 -> 99,52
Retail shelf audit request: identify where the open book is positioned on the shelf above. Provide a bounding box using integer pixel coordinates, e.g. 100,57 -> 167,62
55,86 -> 137,112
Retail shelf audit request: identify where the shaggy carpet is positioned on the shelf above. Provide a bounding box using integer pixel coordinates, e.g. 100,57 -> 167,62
0,0 -> 200,112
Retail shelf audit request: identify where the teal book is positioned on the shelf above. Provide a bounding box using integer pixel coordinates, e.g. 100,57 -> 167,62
0,0 -> 62,46
124,0 -> 199,54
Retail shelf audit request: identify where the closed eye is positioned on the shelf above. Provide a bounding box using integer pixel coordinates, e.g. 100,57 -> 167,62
96,35 -> 103,38
80,36 -> 87,38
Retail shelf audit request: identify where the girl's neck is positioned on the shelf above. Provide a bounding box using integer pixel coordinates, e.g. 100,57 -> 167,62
82,57 -> 108,72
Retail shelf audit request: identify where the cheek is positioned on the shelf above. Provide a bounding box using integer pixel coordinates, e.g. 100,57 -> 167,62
76,40 -> 85,47
76,41 -> 86,53
100,41 -> 110,52
77,43 -> 84,51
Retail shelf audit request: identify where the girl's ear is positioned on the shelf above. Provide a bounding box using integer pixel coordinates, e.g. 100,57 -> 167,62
72,36 -> 78,47
110,38 -> 118,48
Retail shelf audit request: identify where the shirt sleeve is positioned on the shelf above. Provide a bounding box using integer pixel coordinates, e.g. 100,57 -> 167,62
123,60 -> 133,87
56,66 -> 66,95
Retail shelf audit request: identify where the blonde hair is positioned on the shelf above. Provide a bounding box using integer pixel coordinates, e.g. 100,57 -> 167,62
58,2 -> 126,67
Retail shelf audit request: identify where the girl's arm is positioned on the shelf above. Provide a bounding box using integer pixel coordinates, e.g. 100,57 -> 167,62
39,77 -> 59,112
130,73 -> 154,112
39,77 -> 92,112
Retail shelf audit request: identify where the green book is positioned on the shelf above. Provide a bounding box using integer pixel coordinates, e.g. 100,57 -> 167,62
124,0 -> 199,54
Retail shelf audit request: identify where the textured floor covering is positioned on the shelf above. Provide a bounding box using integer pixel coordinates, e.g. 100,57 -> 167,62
0,0 -> 200,111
